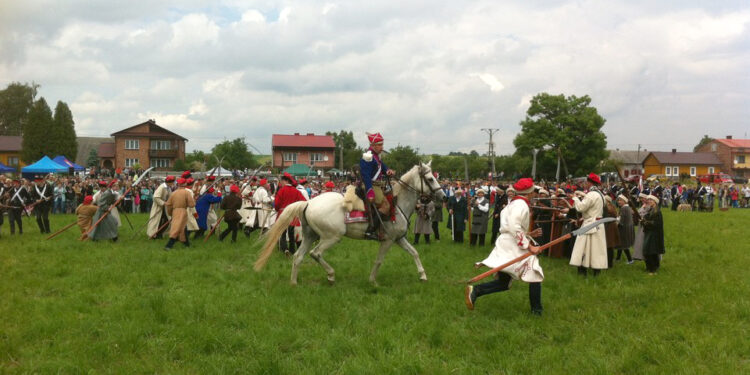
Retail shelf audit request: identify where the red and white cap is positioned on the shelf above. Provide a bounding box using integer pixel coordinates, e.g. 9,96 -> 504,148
587,172 -> 601,185
367,132 -> 384,145
512,178 -> 536,194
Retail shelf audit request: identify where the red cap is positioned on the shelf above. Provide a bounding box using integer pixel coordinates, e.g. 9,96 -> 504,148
98,180 -> 108,187
259,178 -> 268,185
83,195 -> 93,205
181,171 -> 192,178
367,132 -> 384,145
165,175 -> 175,182
512,178 -> 535,194
587,172 -> 601,185
324,181 -> 335,188
177,178 -> 186,185
299,178 -> 307,184
230,184 -> 240,193
207,175 -> 216,181
108,179 -> 118,188
282,172 -> 297,186
186,178 -> 194,185
207,187 -> 215,194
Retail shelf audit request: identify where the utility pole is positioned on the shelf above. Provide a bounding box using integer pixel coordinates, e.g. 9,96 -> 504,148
532,148 -> 539,180
481,128 -> 499,179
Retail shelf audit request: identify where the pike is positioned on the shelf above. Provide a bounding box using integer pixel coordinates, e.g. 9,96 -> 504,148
45,221 -> 77,240
203,214 -> 225,242
466,217 -> 616,284
150,219 -> 171,239
81,167 -> 154,240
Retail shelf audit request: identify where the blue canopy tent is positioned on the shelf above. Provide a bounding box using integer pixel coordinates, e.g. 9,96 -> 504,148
53,155 -> 85,171
21,156 -> 68,179
0,162 -> 15,173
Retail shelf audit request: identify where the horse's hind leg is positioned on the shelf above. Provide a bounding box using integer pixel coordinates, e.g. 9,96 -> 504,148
369,239 -> 393,286
396,237 -> 428,282
309,237 -> 339,285
291,227 -> 319,286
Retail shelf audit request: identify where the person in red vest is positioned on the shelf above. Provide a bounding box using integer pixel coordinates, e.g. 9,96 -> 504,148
274,172 -> 306,255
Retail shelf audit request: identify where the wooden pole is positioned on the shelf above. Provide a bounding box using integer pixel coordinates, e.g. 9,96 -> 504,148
46,221 -> 77,240
150,219 -> 171,239
467,233 -> 573,284
204,214 -> 225,242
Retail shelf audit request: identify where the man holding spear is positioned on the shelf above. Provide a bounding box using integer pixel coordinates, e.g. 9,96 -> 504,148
89,180 -> 120,242
147,175 -> 175,239
465,178 -> 545,315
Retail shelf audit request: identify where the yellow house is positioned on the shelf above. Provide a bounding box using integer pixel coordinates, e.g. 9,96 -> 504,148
0,136 -> 26,172
643,150 -> 722,179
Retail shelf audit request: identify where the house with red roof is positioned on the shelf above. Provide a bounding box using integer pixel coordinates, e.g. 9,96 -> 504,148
272,133 -> 335,170
696,136 -> 750,177
94,119 -> 187,171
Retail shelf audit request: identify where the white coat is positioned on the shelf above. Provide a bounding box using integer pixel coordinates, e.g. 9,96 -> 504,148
185,189 -> 199,231
477,198 -> 544,283
569,189 -> 608,269
240,185 -> 257,227
147,183 -> 171,237
252,186 -> 276,229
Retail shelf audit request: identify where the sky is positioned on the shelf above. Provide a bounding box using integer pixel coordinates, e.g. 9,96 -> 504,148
1,0 -> 749,155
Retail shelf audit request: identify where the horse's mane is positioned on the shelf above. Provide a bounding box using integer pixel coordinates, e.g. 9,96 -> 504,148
392,165 -> 421,197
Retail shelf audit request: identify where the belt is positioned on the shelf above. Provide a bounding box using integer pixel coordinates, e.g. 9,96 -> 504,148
372,181 -> 383,187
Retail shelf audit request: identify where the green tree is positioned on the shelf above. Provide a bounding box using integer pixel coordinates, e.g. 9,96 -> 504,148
693,135 -> 714,152
211,138 -> 256,170
86,148 -> 99,167
382,145 -> 421,175
52,101 -> 77,160
0,82 -> 38,136
326,130 -> 363,171
21,98 -> 53,163
513,93 -> 607,179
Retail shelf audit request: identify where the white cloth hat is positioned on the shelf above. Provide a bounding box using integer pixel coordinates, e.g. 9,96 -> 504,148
646,194 -> 660,204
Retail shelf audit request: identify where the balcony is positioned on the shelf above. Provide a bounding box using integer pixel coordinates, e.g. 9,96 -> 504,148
149,149 -> 177,158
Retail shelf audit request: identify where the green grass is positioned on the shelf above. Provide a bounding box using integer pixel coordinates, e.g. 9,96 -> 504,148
1,208 -> 749,374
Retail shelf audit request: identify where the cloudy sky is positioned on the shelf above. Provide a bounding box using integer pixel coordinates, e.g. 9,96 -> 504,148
1,0 -> 749,155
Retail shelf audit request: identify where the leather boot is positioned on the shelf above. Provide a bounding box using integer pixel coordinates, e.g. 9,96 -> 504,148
364,204 -> 380,241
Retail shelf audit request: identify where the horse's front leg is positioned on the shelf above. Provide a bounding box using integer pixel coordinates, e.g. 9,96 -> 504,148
369,239 -> 393,286
396,237 -> 427,282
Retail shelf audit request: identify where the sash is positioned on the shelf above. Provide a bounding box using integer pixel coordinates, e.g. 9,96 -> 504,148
35,184 -> 48,198
11,187 -> 25,205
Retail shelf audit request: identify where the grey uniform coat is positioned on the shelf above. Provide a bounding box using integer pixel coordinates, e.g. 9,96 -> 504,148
470,197 -> 490,235
414,200 -> 435,234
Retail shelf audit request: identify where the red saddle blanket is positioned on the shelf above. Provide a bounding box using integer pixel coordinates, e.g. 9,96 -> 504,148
345,210 -> 368,224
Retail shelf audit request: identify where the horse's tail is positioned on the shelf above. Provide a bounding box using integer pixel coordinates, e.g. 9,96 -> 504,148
254,201 -> 308,271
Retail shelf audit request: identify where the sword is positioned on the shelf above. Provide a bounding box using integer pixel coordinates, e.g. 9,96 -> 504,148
467,217 -> 616,284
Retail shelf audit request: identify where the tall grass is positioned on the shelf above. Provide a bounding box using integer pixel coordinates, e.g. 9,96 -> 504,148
1,208 -> 748,373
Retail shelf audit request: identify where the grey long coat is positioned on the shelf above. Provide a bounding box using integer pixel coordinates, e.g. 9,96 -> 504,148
90,190 -> 119,240
470,197 -> 490,235
414,201 -> 435,234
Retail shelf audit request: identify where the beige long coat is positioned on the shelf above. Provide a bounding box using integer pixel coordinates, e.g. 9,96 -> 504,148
165,187 -> 196,241
569,189 -> 608,269
185,189 -> 199,231
147,183 -> 171,237
75,204 -> 98,234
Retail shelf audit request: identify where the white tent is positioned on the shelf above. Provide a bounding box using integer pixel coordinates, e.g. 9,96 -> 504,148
200,166 -> 234,178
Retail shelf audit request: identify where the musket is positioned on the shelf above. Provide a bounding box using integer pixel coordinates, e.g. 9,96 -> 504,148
204,214 -> 225,242
81,167 -> 154,240
467,217 -> 616,284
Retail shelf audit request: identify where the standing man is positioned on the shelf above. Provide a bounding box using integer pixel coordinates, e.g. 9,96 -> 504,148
7,179 -> 29,235
219,184 -> 243,242
201,175 -> 220,233
164,178 -> 196,250
447,189 -> 468,243
274,172 -> 306,255
360,132 -> 396,241
490,187 -> 508,244
641,195 -> 665,275
469,188 -> 490,246
89,180 -> 120,242
465,177 -> 544,315
31,176 -> 53,233
148,175 -> 174,239
615,195 -> 635,264
194,187 -> 222,239
431,193 -> 444,242
568,173 -> 607,276
413,195 -> 435,245
252,178 -> 275,235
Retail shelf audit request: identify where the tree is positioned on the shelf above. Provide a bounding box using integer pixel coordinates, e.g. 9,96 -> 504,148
326,130 -> 363,171
211,138 -> 257,170
693,135 -> 714,152
21,98 -> 53,163
513,93 -> 607,179
0,82 -> 38,136
86,148 -> 99,167
52,101 -> 77,160
382,145 -> 421,175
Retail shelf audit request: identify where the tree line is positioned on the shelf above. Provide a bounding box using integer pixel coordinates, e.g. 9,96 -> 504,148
0,82 -> 78,163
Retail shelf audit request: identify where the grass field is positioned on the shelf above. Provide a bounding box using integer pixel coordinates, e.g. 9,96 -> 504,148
1,208 -> 749,374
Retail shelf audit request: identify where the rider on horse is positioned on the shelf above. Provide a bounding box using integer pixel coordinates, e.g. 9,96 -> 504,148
361,132 -> 395,240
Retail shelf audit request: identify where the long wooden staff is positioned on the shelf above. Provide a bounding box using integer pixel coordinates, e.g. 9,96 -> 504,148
46,221 -> 77,240
466,195 -> 472,246
467,218 -> 615,284
150,219 -> 171,239
203,214 -> 225,242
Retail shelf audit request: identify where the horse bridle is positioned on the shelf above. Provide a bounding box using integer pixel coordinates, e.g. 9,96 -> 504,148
394,167 -> 442,197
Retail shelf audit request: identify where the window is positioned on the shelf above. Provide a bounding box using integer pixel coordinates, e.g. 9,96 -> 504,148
711,143 -> 717,152
283,152 -> 297,163
665,167 -> 671,176
7,156 -> 19,166
310,152 -> 324,162
125,139 -> 139,150
708,167 -> 715,174
672,166 -> 679,176
737,155 -> 746,164
690,166 -> 696,176
150,140 -> 172,150
125,158 -> 139,167
150,159 -> 170,168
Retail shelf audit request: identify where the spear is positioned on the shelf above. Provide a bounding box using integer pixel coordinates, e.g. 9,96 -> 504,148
466,217 -> 616,284
81,167 -> 154,240
150,219 -> 171,239
203,214 -> 225,242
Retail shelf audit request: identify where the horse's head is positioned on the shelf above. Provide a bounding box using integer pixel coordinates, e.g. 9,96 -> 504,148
415,160 -> 445,200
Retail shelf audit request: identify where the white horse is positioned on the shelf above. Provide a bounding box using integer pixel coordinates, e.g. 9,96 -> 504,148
254,162 -> 445,285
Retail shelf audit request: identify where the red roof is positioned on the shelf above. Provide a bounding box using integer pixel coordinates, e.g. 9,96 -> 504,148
0,136 -> 22,152
98,143 -> 115,158
715,138 -> 750,148
112,119 -> 188,141
272,133 -> 335,148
